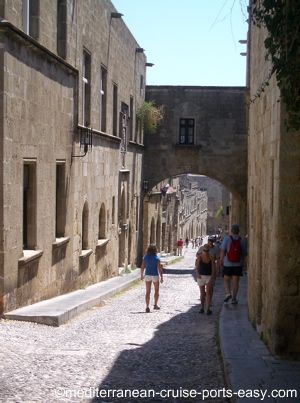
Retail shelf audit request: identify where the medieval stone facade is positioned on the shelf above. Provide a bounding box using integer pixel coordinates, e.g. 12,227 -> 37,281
248,16 -> 300,356
0,0 -> 146,313
144,85 -> 248,236
181,174 -> 230,237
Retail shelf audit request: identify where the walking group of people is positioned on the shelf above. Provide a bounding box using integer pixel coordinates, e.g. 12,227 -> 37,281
195,224 -> 247,315
176,236 -> 203,255
140,224 -> 247,314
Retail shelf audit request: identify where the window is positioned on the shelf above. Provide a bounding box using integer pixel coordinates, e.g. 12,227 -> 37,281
129,96 -> 133,141
82,202 -> 89,250
135,196 -> 139,231
22,0 -> 40,39
112,196 -> 115,224
140,75 -> 144,94
98,203 -> 106,239
23,0 -> 30,34
55,162 -> 66,237
270,159 -> 275,216
83,50 -> 91,126
100,66 -> 107,132
57,0 -> 67,58
112,83 -> 118,136
179,118 -> 195,144
23,162 -> 37,249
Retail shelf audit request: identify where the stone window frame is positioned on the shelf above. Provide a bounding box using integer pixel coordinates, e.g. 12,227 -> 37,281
82,49 -> 91,127
112,82 -> 118,136
98,203 -> 106,239
100,65 -> 107,132
53,160 -> 70,250
97,203 -> 109,249
129,96 -> 134,141
135,195 -> 139,232
112,196 -> 115,225
179,118 -> 195,145
22,0 -> 40,40
23,159 -> 37,250
79,201 -> 92,259
19,159 -> 43,266
57,0 -> 67,58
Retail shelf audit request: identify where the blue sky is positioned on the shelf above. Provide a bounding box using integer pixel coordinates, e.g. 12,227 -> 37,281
111,0 -> 249,86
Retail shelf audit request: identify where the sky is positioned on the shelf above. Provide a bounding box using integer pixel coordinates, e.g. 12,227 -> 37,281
111,0 -> 249,87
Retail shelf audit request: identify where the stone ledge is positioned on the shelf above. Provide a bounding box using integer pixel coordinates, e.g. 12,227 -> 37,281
79,249 -> 93,259
52,237 -> 70,248
18,250 -> 43,266
96,239 -> 109,248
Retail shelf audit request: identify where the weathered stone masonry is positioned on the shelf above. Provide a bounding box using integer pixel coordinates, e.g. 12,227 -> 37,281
144,86 -> 248,234
0,0 -> 146,313
248,19 -> 300,356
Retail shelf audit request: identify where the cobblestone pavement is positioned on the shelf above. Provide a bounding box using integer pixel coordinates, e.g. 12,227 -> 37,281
0,248 -> 227,403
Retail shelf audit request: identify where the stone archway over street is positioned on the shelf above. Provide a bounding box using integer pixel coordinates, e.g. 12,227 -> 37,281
143,85 -> 248,229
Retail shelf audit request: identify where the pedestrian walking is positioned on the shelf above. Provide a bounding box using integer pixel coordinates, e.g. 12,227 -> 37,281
177,238 -> 184,256
196,236 -> 219,267
185,237 -> 189,248
220,224 -> 247,305
140,244 -> 164,313
195,244 -> 217,315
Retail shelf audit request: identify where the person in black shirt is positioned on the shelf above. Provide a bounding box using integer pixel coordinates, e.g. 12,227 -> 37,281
195,244 -> 217,315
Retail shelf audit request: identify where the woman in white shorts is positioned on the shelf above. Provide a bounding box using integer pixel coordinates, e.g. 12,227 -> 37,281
140,244 -> 163,313
195,244 -> 216,315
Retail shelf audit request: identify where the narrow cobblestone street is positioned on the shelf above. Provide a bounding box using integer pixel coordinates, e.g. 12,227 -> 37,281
0,248 -> 226,403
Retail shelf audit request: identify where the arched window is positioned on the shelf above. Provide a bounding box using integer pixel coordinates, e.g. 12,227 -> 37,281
82,202 -> 89,250
98,203 -> 106,239
150,217 -> 155,244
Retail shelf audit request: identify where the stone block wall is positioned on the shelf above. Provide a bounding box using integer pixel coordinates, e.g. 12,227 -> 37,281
1,29 -> 76,310
0,0 -> 146,313
248,22 -> 300,356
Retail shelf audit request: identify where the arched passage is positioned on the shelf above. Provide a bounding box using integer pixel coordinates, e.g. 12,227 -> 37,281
143,86 -> 248,233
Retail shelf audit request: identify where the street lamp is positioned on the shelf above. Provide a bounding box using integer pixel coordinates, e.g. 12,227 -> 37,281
72,126 -> 93,158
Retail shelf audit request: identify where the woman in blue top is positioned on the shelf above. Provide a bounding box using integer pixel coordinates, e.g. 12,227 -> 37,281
141,244 -> 163,313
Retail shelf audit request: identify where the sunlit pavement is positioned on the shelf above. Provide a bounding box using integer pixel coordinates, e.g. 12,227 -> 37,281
0,246 -> 226,403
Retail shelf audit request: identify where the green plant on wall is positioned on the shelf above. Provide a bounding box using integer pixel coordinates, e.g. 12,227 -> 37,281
215,206 -> 224,219
251,0 -> 300,131
137,101 -> 164,134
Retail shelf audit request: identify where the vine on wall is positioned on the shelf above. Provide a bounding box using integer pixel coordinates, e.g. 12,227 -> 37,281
251,0 -> 300,130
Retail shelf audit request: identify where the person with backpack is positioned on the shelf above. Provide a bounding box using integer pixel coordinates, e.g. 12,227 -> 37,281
220,224 -> 247,305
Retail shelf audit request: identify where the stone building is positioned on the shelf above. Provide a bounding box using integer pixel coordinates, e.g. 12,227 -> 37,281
178,179 -> 208,241
142,175 -> 210,257
0,0 -> 146,314
144,85 -> 248,236
183,175 -> 230,236
248,9 -> 300,356
142,178 -> 180,255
